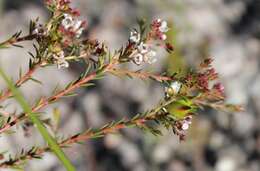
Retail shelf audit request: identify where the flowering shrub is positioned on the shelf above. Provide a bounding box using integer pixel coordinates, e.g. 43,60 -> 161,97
0,0 -> 242,170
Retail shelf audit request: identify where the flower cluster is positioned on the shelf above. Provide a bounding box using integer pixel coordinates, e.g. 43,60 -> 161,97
161,59 -> 227,140
53,50 -> 69,69
60,13 -> 86,38
128,19 -> 171,65
161,99 -> 194,141
163,80 -> 197,140
36,0 -> 87,69
173,115 -> 193,141
180,116 -> 192,130
182,58 -> 225,97
151,19 -> 169,40
130,42 -> 157,65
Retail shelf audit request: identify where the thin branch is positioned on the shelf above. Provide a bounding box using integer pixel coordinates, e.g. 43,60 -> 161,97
0,34 -> 37,48
0,63 -> 41,102
0,50 -> 93,103
108,67 -> 173,82
0,98 -> 175,168
0,61 -> 116,134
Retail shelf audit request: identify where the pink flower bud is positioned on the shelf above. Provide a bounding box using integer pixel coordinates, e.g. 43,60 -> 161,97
213,82 -> 225,94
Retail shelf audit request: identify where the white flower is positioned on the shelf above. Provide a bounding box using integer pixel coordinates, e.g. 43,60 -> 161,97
129,30 -> 140,43
73,20 -> 84,37
57,59 -> 69,69
144,50 -> 157,64
75,27 -> 84,38
74,20 -> 82,30
137,42 -> 149,54
132,42 -> 158,65
133,53 -> 143,65
181,122 -> 190,130
165,81 -> 182,97
159,20 -> 169,33
53,51 -> 69,69
61,14 -> 84,37
130,41 -> 157,65
181,116 -> 193,130
62,14 -> 75,29
170,81 -> 182,94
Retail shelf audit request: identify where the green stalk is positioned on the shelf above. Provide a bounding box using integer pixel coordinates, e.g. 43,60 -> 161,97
0,67 -> 75,171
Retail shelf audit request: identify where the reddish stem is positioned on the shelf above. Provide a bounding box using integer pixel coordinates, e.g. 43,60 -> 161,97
0,62 -> 115,134
0,64 -> 40,102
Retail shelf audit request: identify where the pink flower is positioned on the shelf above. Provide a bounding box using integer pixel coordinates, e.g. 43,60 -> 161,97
213,82 -> 225,94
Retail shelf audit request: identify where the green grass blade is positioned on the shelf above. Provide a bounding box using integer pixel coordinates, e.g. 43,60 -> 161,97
0,67 -> 75,171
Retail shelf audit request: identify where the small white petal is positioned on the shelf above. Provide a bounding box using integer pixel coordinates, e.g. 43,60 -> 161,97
182,122 -> 189,130
58,51 -> 65,58
144,50 -> 157,64
57,59 -> 69,69
156,19 -> 162,23
147,57 -> 157,64
76,28 -> 84,38
159,21 -> 169,33
133,53 -> 143,65
129,30 -> 140,43
74,20 -> 82,30
63,13 -> 69,18
53,51 -> 69,69
63,61 -> 69,68
137,42 -> 149,54
161,21 -> 168,28
32,28 -> 40,35
170,81 -> 182,94
161,34 -> 167,40
147,50 -> 156,57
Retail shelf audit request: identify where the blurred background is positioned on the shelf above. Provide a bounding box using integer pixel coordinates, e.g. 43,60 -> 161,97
0,0 -> 260,171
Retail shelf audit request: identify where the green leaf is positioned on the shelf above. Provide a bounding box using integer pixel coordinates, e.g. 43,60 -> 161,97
19,67 -> 23,79
0,67 -> 76,171
53,108 -> 61,129
165,97 -> 197,119
29,77 -> 42,85
12,44 -> 23,48
0,44 -> 9,49
63,92 -> 78,98
0,116 -> 4,128
81,83 -> 95,88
